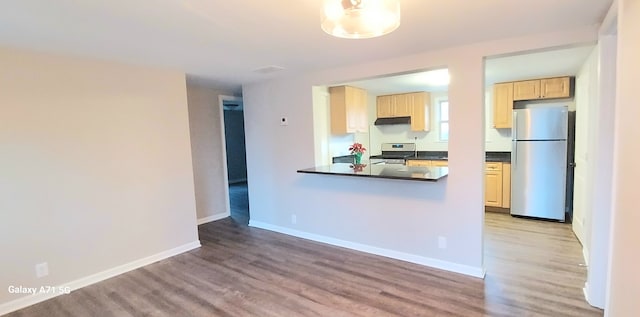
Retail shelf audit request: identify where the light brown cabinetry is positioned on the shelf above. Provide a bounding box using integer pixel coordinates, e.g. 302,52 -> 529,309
394,94 -> 412,117
513,77 -> 571,101
540,77 -> 571,99
430,160 -> 449,167
513,80 -> 540,101
376,94 -> 411,118
493,83 -> 514,129
405,160 -> 448,167
330,86 -> 368,134
409,92 -> 429,132
485,163 -> 503,207
493,76 -> 572,128
376,95 -> 394,118
484,162 -> 511,209
406,160 -> 430,167
502,163 -> 511,208
376,92 -> 430,132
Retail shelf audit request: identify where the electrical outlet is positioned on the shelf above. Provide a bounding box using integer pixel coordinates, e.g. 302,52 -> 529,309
291,214 -> 297,224
438,236 -> 447,249
280,117 -> 289,126
35,262 -> 49,278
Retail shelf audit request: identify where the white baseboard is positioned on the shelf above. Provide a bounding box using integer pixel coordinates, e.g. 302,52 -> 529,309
583,283 -> 590,302
582,245 -> 590,266
0,241 -> 201,316
249,220 -> 485,279
197,212 -> 229,225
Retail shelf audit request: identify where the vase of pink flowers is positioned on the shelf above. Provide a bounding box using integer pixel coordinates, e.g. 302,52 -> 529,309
349,142 -> 366,165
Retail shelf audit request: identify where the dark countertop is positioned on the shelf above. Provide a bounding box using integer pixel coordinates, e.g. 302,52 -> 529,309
297,163 -> 448,182
401,151 -> 511,163
332,151 -> 511,164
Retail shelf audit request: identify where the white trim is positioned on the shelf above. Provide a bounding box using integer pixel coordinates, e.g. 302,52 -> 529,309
583,283 -> 590,303
0,241 -> 201,316
249,220 -> 485,279
197,212 -> 229,225
218,95 -> 238,218
583,244 -> 590,266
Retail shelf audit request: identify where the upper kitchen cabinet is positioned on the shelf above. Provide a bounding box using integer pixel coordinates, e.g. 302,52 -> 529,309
393,94 -> 412,117
513,80 -> 540,100
493,82 -> 514,129
409,92 -> 430,132
376,94 -> 411,118
513,76 -> 572,101
376,92 -> 430,131
493,76 -> 573,128
330,85 -> 368,134
376,95 -> 394,118
540,77 -> 572,99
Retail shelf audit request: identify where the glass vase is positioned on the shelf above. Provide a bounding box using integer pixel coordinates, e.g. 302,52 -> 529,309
353,152 -> 363,165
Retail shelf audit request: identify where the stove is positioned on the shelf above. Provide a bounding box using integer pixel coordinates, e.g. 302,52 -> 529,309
370,143 -> 417,165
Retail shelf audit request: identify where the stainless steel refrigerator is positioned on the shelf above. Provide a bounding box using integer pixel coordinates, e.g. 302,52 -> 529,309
511,104 -> 574,221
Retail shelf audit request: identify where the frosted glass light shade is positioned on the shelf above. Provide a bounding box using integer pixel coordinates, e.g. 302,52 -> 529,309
321,0 -> 400,39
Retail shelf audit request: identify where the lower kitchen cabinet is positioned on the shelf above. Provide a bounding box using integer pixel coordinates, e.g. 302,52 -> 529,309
484,162 -> 511,209
502,163 -> 511,208
485,163 -> 503,207
406,160 -> 510,209
406,160 -> 430,167
405,160 -> 448,167
431,160 -> 449,167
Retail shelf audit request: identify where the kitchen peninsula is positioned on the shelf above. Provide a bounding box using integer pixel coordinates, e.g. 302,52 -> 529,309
297,163 -> 448,182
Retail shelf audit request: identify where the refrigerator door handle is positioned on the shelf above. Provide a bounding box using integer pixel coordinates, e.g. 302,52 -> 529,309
513,141 -> 517,166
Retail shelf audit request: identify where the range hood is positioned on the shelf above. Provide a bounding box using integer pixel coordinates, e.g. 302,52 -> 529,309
374,116 -> 411,126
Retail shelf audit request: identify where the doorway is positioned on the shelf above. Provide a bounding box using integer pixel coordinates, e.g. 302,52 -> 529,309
220,95 -> 250,224
482,44 -> 607,311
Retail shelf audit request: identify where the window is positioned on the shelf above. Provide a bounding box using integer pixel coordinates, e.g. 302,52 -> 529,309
439,100 -> 449,141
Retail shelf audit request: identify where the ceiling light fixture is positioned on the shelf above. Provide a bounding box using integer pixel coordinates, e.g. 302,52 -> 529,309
321,0 -> 401,39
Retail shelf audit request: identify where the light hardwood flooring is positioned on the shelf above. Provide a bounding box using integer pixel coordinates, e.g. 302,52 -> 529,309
8,212 -> 603,316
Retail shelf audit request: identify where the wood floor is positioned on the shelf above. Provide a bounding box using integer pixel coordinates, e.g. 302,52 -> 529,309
8,212 -> 603,316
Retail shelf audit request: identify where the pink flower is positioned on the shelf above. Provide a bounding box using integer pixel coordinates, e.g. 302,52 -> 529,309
349,143 -> 366,154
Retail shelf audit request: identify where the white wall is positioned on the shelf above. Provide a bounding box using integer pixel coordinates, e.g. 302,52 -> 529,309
484,89 -> 513,151
186,84 -> 236,223
573,47 -> 599,247
606,0 -> 640,314
312,86 -> 332,165
0,47 -> 199,312
243,27 -> 597,277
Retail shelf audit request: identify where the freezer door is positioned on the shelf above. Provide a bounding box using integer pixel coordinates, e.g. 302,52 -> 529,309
511,140 -> 567,221
513,106 -> 568,141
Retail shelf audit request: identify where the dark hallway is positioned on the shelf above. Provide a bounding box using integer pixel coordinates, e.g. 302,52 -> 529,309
229,181 -> 249,224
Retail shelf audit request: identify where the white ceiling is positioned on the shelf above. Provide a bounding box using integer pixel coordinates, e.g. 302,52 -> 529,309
0,1 -> 611,93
